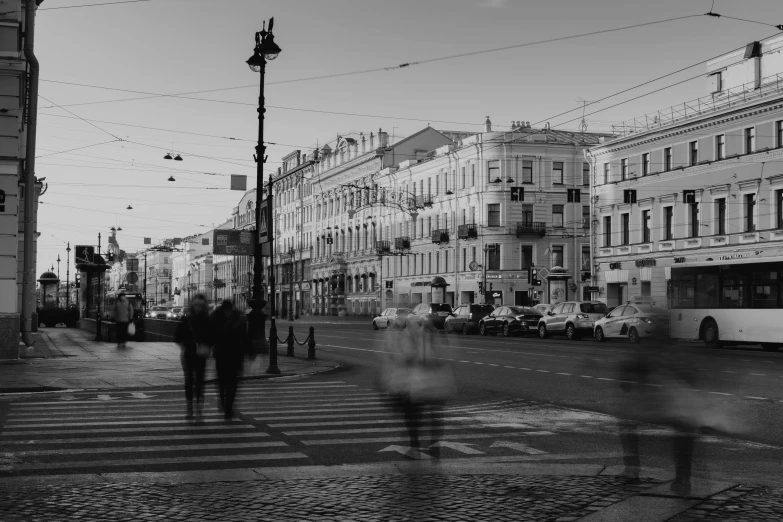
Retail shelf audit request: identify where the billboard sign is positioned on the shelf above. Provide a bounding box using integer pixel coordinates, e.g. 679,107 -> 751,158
213,230 -> 256,256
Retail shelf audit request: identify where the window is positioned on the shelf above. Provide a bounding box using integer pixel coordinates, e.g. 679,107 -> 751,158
709,71 -> 722,93
461,166 -> 466,188
664,147 -> 672,171
553,205 -> 564,227
428,252 -> 432,274
553,161 -> 564,184
435,251 -> 440,272
603,216 -> 612,247
581,245 -> 590,270
488,160 -> 500,182
777,189 -> 783,229
522,160 -> 533,183
551,245 -> 563,267
621,213 -> 630,245
521,245 -> 533,269
745,127 -> 755,154
642,153 -> 650,176
690,203 -> 699,238
521,204 -> 533,224
752,271 -> 778,309
445,250 -> 449,272
462,248 -> 466,271
716,198 -> 726,235
603,163 -> 610,184
745,193 -> 756,232
582,162 -> 590,185
621,158 -> 628,180
471,164 -> 476,186
689,141 -> 698,165
716,134 -> 725,160
777,121 -> 783,149
664,206 -> 673,240
487,204 -> 501,227
582,205 -> 590,228
642,210 -> 651,243
488,244 -> 500,270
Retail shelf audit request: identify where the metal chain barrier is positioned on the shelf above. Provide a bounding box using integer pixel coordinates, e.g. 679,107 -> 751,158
275,325 -> 316,359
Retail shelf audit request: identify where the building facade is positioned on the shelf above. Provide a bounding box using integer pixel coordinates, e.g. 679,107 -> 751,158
587,35 -> 783,307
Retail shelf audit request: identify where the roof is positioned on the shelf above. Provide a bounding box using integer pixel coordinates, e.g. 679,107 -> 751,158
486,128 -> 615,147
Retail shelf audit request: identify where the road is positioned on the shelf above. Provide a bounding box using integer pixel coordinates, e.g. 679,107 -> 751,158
0,322 -> 781,487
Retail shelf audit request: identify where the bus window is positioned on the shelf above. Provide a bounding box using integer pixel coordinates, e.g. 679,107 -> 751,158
671,275 -> 695,309
752,271 -> 778,308
695,273 -> 719,308
721,273 -> 747,308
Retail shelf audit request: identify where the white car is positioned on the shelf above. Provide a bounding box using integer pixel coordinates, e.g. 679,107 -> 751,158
593,304 -> 670,343
372,308 -> 412,330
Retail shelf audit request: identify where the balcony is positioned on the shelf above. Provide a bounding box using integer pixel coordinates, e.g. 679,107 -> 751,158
375,240 -> 391,255
458,223 -> 478,240
415,193 -> 433,209
394,236 -> 411,250
516,221 -> 546,238
431,229 -> 449,244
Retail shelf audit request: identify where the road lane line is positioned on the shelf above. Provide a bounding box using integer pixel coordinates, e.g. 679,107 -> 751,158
556,372 -> 572,376
750,373 -> 766,376
504,365 -> 516,369
535,370 -> 550,373
708,391 -> 733,396
744,396 -> 768,400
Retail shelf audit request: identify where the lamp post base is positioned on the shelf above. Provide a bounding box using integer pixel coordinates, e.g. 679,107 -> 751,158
94,316 -> 103,342
266,317 -> 281,374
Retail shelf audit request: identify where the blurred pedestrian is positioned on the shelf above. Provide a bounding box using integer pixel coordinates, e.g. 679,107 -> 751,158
112,292 -> 134,349
616,341 -> 699,495
381,320 -> 455,458
175,294 -> 211,420
211,299 -> 248,420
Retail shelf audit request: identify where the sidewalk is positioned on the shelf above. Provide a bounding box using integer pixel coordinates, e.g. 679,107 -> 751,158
0,327 -> 338,393
0,460 -> 780,521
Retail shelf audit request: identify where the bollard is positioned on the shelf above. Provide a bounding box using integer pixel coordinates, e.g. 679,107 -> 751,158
307,326 -> 316,359
287,325 -> 295,357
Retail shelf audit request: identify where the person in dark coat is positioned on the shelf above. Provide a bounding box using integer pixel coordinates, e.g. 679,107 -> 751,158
210,299 -> 248,419
174,294 -> 211,420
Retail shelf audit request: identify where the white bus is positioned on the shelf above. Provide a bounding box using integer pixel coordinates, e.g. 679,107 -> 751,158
669,255 -> 783,351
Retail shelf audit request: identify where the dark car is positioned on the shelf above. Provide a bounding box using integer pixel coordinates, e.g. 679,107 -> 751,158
406,303 -> 453,330
444,303 -> 495,334
479,306 -> 544,337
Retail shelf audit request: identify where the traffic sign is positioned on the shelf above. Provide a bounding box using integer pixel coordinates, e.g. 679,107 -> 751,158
586,286 -> 600,292
74,245 -> 94,265
510,186 -> 524,201
126,272 -> 139,284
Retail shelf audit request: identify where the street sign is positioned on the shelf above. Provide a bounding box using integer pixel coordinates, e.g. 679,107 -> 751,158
126,272 -> 139,284
213,230 -> 256,256
230,175 -> 247,191
586,286 -> 600,292
567,189 -> 581,203
385,280 -> 393,288
0,189 -> 5,212
510,186 -> 524,201
74,245 -> 94,264
258,197 -> 271,245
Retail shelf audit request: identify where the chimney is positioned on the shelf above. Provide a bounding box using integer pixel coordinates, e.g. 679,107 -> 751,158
378,128 -> 389,148
369,132 -> 374,149
484,116 -> 492,132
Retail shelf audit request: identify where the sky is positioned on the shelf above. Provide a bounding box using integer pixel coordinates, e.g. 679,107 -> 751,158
33,0 -> 783,270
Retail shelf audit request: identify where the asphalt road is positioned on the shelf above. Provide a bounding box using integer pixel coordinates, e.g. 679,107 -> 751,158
309,322 -> 783,485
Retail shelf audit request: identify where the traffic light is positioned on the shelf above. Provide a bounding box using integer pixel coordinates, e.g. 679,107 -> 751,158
489,283 -> 493,291
75,274 -> 81,288
385,280 -> 393,288
478,282 -> 484,293
326,236 -> 333,245
531,268 -> 541,286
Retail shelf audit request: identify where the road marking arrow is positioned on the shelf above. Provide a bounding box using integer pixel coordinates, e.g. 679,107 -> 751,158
94,394 -> 120,401
378,445 -> 431,460
129,392 -> 156,399
429,442 -> 484,455
490,440 -> 547,455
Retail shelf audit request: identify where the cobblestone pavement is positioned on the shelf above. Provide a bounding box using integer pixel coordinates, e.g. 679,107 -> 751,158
0,474 -> 662,521
670,484 -> 783,521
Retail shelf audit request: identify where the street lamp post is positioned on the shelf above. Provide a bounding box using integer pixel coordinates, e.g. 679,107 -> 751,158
56,255 -> 61,308
66,243 -> 71,308
95,233 -> 103,342
288,247 -> 295,321
247,18 -> 281,375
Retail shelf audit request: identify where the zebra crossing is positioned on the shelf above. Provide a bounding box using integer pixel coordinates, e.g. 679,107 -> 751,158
0,380 -> 557,474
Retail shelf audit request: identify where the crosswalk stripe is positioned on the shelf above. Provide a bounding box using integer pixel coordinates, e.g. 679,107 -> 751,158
268,418 -> 473,428
245,406 -> 401,415
282,425 -> 490,436
0,433 -> 270,445
2,418 -> 246,429
123,383 -> 353,394
0,425 -> 256,436
302,431 -> 554,445
9,441 -> 288,457
5,413 -> 244,423
6,453 -> 308,471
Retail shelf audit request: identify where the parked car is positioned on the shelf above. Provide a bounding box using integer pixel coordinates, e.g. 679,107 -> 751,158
167,307 -> 184,321
406,303 -> 453,330
533,303 -> 553,315
478,306 -> 544,337
594,303 -> 670,343
444,303 -> 495,334
372,308 -> 412,330
537,301 -> 609,340
146,306 -> 170,319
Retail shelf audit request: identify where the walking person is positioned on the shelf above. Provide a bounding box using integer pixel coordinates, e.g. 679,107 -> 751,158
210,299 -> 248,420
112,292 -> 134,349
175,294 -> 211,420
